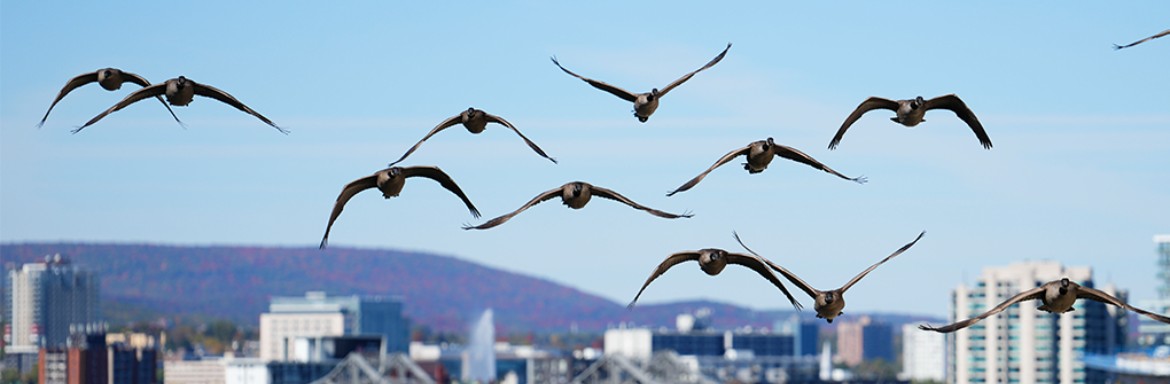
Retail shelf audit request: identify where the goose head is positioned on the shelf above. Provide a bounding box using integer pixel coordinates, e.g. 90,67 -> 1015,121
911,96 -> 926,110
698,249 -> 728,275
1058,278 -> 1070,295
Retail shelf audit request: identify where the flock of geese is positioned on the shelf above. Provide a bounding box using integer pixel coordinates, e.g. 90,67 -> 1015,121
35,29 -> 1170,333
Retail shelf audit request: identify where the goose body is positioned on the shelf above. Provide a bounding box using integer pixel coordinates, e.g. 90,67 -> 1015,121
320,166 -> 480,248
736,231 -> 925,323
829,94 -> 991,150
550,43 -> 731,122
39,68 -> 181,127
389,107 -> 555,166
77,76 -> 285,134
668,137 -> 866,196
463,181 -> 691,230
628,248 -> 802,310
920,278 -> 1170,333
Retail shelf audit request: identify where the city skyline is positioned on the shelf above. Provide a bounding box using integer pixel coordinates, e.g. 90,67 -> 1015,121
1,2 -> 1168,319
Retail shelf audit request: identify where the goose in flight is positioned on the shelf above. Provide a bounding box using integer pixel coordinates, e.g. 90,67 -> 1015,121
668,137 -> 866,196
463,181 -> 692,230
320,166 -> 480,249
628,247 -> 802,311
1114,29 -> 1170,50
76,76 -> 285,134
919,277 -> 1170,333
550,43 -> 731,122
735,231 -> 925,323
389,107 -> 556,166
39,68 -> 181,128
829,94 -> 991,150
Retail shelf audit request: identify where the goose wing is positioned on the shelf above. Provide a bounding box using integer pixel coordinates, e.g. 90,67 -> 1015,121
1114,29 -> 1170,50
733,231 -> 820,300
39,71 -> 99,127
726,251 -> 804,310
839,231 -> 925,293
192,82 -> 287,133
550,56 -> 639,102
828,97 -> 899,150
462,186 -> 562,230
773,144 -> 867,183
590,185 -> 693,219
483,112 -> 557,164
320,174 -> 379,249
1077,285 -> 1170,324
74,82 -> 168,133
919,286 -> 1046,333
628,251 -> 701,308
657,43 -> 732,97
118,71 -> 184,127
399,166 -> 480,218
923,94 -> 991,149
388,114 -> 462,166
666,144 -> 751,196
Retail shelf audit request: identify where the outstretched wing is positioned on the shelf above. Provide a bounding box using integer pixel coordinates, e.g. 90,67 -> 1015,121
192,82 -> 287,134
388,114 -> 462,166
550,56 -> 639,103
1077,285 -> 1170,324
726,252 -> 803,310
119,71 -> 184,127
839,230 -> 925,293
828,97 -> 899,150
74,83 -> 169,133
400,166 -> 480,218
462,186 -> 562,230
628,252 -> 701,308
590,185 -> 693,219
666,144 -> 751,196
483,112 -> 557,164
658,43 -> 732,97
320,174 -> 378,249
733,231 -> 820,300
919,286 -> 1046,333
1114,29 -> 1170,50
923,94 -> 992,149
772,144 -> 867,183
39,71 -> 99,127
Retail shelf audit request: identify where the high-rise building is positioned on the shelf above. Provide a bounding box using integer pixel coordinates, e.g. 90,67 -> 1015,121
258,291 -> 410,361
947,261 -> 1128,384
1139,234 -> 1170,347
836,315 -> 894,366
901,323 -> 945,382
5,255 -> 101,353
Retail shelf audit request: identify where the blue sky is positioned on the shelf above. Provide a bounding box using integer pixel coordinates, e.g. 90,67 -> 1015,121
1,2 -> 1167,319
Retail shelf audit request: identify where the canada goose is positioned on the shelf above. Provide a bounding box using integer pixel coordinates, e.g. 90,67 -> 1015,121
389,107 -> 556,166
39,68 -> 181,128
1114,29 -> 1170,50
550,43 -> 731,122
75,76 -> 285,134
919,277 -> 1170,333
735,231 -> 925,323
829,94 -> 991,150
463,181 -> 692,230
628,247 -> 802,311
667,137 -> 867,196
320,166 -> 480,249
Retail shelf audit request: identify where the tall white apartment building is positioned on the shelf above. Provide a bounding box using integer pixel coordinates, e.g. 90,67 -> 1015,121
901,323 -> 945,382
5,254 -> 100,352
259,312 -> 345,361
947,261 -> 1126,384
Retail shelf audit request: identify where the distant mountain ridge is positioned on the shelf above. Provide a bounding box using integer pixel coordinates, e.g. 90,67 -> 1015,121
0,243 -> 940,333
